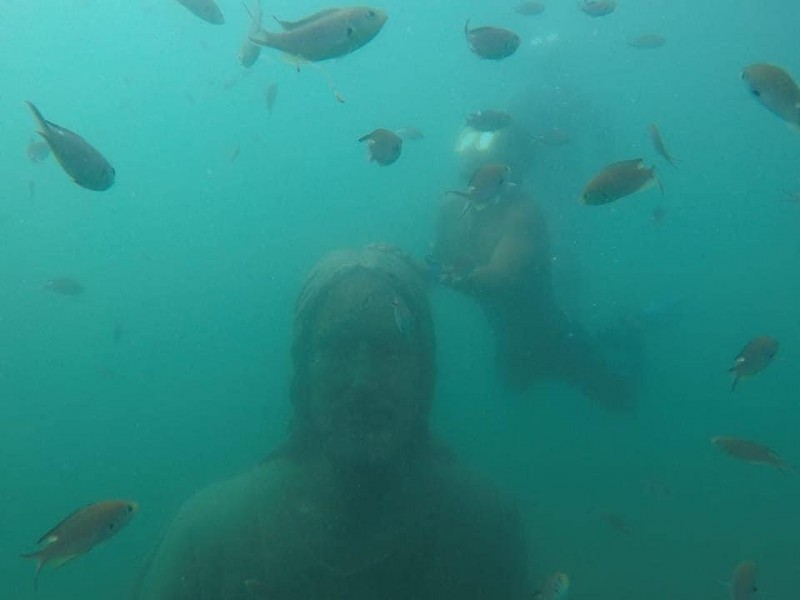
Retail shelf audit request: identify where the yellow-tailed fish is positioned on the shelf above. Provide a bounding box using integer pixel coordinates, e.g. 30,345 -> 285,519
728,335 -> 778,391
250,7 -> 387,63
742,63 -> 800,129
22,500 -> 138,589
581,159 -> 661,205
730,560 -> 758,600
712,436 -> 793,472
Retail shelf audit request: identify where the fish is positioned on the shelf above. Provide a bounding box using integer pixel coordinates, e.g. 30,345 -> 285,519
581,159 -> 661,205
648,123 -> 678,167
601,512 -> 633,535
25,102 -> 115,191
249,7 -> 388,63
728,335 -> 778,391
42,277 -> 85,296
742,63 -> 800,129
712,437 -> 793,472
579,0 -> 616,17
26,137 -> 51,163
266,82 -> 278,114
358,128 -> 403,166
175,0 -> 224,24
238,0 -> 263,67
650,204 -> 667,225
22,500 -> 138,590
628,33 -> 666,49
448,163 -> 513,217
514,1 -> 546,16
533,571 -> 570,600
782,190 -> 800,204
730,561 -> 758,600
464,20 -> 520,60
466,109 -> 513,132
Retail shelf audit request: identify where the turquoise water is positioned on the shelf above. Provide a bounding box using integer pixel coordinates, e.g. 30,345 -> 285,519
2,0 -> 799,598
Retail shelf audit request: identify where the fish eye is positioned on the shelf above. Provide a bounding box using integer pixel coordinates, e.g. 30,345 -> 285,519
368,10 -> 376,17
751,89 -> 761,97
346,26 -> 354,37
108,523 -> 115,530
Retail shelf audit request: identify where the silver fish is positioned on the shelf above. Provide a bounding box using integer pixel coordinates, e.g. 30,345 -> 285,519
175,0 -> 224,24
26,102 -> 115,191
250,7 -> 387,63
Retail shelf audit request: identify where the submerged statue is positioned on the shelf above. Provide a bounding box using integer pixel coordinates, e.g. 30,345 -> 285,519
132,245 -> 530,600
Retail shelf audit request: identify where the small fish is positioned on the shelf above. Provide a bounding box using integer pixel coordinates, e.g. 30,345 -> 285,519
250,7 -> 388,63
533,571 -> 570,600
466,109 -> 513,132
628,33 -> 666,49
579,0 -> 616,17
581,159 -> 660,205
464,20 -> 520,60
26,137 -> 51,163
650,204 -> 667,225
712,436 -> 793,472
648,123 -> 678,167
230,144 -> 241,163
782,190 -> 800,204
25,102 -> 115,191
728,335 -> 778,391
42,277 -> 85,296
742,63 -> 800,129
358,128 -> 403,166
514,1 -> 546,16
448,163 -> 513,217
238,0 -> 263,67
391,296 -> 414,335
266,82 -> 278,114
731,561 -> 758,600
601,512 -> 633,535
175,0 -> 224,24
22,500 -> 138,590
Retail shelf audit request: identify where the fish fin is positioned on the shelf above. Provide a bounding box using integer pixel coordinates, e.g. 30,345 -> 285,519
20,552 -> 44,591
25,101 -> 50,134
653,169 -> 664,195
730,373 -> 739,392
273,8 -> 339,31
51,554 -> 79,570
464,19 -> 471,39
357,133 -> 374,143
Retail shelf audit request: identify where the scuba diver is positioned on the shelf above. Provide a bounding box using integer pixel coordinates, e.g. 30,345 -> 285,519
132,245 -> 530,600
431,116 -> 641,410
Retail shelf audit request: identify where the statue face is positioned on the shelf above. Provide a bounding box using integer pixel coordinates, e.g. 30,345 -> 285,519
306,272 -> 426,467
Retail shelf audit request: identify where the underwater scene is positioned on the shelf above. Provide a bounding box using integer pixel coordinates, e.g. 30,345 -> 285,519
1,0 -> 799,598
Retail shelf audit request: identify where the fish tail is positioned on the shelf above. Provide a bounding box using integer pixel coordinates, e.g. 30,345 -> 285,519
25,101 -> 48,133
20,552 -> 43,591
243,1 -> 269,45
652,167 -> 664,195
729,373 -> 739,392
